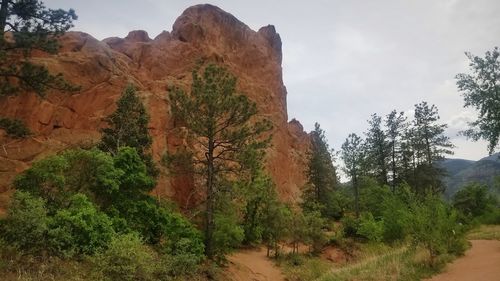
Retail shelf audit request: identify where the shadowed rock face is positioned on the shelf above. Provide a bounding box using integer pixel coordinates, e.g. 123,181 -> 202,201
0,4 -> 310,207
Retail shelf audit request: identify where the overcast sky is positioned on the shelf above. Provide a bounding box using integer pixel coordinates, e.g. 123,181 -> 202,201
47,0 -> 499,161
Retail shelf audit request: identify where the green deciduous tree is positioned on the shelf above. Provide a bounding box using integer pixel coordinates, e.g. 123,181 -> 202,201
456,47 -> 500,154
452,182 -> 497,219
0,191 -> 49,255
168,63 -> 272,259
409,195 -> 467,266
0,0 -> 78,96
48,193 -> 114,258
100,85 -> 157,177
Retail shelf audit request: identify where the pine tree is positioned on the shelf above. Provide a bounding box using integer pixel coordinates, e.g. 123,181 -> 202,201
168,63 -> 272,259
341,133 -> 364,218
412,101 -> 453,194
385,110 -> 407,191
364,113 -> 390,185
0,0 -> 79,97
303,123 -> 338,217
99,85 -> 157,177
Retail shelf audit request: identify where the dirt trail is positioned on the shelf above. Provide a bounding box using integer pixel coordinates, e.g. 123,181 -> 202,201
426,240 -> 500,281
226,247 -> 285,281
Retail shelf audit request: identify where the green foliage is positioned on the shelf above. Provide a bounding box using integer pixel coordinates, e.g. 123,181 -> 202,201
14,148 -> 122,210
304,123 -> 339,219
112,147 -> 155,199
364,113 -> 390,185
411,102 -> 453,194
0,0 -> 79,97
239,171 -> 278,245
303,210 -> 327,253
14,147 -> 155,211
358,177 -> 391,218
92,233 -> 156,281
452,182 -> 497,220
340,215 -> 360,238
99,85 -> 157,177
0,191 -> 49,255
380,189 -> 412,243
0,117 -> 31,138
456,47 -> 500,154
168,63 -> 272,258
409,195 -> 467,265
385,110 -> 407,190
356,212 -> 384,242
261,201 -> 291,257
48,194 -> 114,258
213,199 -> 244,258
341,133 -> 365,217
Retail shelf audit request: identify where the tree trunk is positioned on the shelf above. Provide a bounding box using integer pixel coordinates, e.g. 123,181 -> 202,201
205,137 -> 215,259
0,0 -> 9,37
391,142 -> 396,192
353,172 -> 359,218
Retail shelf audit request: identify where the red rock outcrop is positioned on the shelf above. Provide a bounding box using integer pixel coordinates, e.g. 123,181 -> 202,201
0,4 -> 310,207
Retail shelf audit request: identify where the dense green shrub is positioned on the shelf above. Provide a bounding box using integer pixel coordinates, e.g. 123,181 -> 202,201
0,117 -> 31,138
452,182 -> 497,221
304,210 -> 327,253
340,215 -> 360,238
381,192 -> 412,243
93,233 -> 156,281
0,191 -> 49,255
359,178 -> 392,218
357,212 -> 384,242
14,149 -> 122,210
213,210 -> 244,258
410,196 -> 467,265
48,194 -> 114,258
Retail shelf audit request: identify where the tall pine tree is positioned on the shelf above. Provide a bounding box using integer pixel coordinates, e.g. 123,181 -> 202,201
385,110 -> 407,191
0,0 -> 78,96
168,63 -> 272,259
364,113 -> 390,185
99,85 -> 157,177
341,133 -> 364,218
303,123 -> 338,218
411,101 -> 453,194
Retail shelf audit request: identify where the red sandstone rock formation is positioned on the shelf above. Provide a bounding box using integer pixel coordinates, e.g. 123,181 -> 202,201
0,4 -> 310,207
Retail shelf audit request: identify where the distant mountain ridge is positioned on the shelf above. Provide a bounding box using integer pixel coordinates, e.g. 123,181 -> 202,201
440,153 -> 500,198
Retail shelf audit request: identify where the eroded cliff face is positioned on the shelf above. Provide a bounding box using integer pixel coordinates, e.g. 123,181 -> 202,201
0,4 -> 310,207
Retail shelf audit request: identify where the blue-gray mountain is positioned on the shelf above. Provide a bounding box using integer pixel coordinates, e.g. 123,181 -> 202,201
439,153 -> 500,198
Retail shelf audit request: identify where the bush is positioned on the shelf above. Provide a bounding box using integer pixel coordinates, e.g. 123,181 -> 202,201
340,215 -> 360,238
48,194 -> 114,258
357,212 -> 384,242
0,191 -> 49,255
381,193 -> 412,243
453,183 -> 497,222
213,210 -> 244,258
0,117 -> 31,138
410,195 -> 467,266
93,233 -> 156,281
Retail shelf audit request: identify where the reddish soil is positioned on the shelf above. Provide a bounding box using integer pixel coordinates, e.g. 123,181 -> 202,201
226,247 -> 285,281
426,240 -> 500,281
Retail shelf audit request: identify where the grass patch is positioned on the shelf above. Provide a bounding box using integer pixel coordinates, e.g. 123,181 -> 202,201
467,225 -> 500,240
278,244 -> 457,281
278,253 -> 332,281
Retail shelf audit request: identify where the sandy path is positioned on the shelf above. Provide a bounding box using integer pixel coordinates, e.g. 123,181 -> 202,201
426,240 -> 500,281
226,247 -> 285,281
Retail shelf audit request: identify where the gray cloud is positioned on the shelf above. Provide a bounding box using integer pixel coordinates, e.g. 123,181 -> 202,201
46,0 -> 498,160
